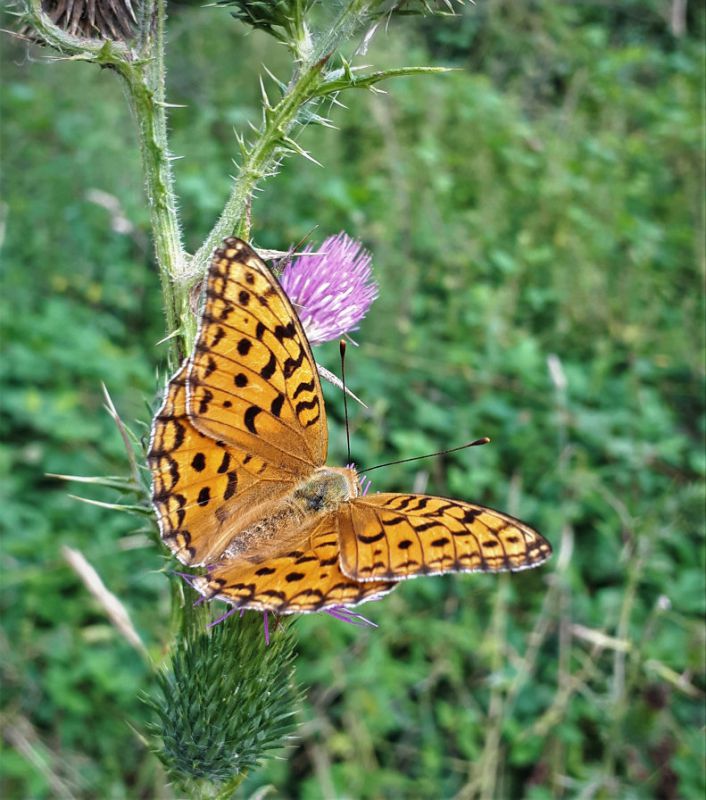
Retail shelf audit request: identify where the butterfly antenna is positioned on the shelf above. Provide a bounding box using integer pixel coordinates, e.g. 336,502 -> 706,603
359,438 -> 491,473
340,340 -> 352,464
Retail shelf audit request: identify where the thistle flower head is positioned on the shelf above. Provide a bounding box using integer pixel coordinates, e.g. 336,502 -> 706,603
280,233 -> 378,345
27,0 -> 137,41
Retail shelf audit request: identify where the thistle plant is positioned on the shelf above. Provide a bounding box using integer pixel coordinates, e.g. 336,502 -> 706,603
20,0 -> 461,792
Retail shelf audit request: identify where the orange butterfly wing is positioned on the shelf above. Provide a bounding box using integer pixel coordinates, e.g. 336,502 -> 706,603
338,493 -> 552,581
148,237 -> 327,567
191,514 -> 396,614
147,364 -> 296,565
186,237 -> 326,476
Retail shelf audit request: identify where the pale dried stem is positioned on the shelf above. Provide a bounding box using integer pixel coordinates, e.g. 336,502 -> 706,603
102,382 -> 142,486
1,714 -> 79,800
62,545 -> 148,659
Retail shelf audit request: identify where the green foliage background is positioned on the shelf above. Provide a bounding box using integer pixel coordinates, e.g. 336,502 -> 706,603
1,3 -> 704,798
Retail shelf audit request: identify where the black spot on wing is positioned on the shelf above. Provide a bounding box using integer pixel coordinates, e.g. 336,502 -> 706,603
292,377 -> 315,398
431,537 -> 450,548
260,351 -> 277,380
244,405 -> 262,434
274,322 -> 297,342
358,530 -> 385,544
197,389 -> 213,414
203,357 -> 217,379
167,459 -> 179,490
217,452 -> 231,474
283,350 -> 305,379
270,393 -> 285,418
223,471 -> 238,500
294,554 -> 318,564
295,396 -> 320,421
210,327 -> 225,348
391,496 -> 414,511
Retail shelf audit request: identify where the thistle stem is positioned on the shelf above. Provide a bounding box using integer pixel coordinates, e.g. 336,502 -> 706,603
188,3 -> 381,280
191,53 -> 330,282
121,0 -> 187,362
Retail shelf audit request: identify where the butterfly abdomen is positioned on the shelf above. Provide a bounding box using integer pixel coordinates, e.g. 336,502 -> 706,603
217,467 -> 358,562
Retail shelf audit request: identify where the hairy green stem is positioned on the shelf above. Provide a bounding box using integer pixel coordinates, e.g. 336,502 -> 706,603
191,53 -> 331,282
315,0 -> 385,59
189,0 -> 386,283
27,0 -> 187,361
122,1 -> 187,362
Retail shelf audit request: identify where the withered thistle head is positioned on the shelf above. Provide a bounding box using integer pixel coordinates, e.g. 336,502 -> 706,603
32,0 -> 137,42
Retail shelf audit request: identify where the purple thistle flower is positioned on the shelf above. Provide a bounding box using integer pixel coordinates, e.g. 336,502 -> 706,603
280,233 -> 378,345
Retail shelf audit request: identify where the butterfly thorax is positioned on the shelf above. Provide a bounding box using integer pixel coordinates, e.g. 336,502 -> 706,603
218,467 -> 359,562
292,466 -> 359,512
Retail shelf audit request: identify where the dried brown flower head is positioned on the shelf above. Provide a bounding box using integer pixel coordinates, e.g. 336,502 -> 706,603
33,0 -> 138,42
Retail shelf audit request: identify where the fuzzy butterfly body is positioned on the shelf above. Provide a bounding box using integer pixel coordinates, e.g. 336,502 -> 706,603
148,237 -> 551,614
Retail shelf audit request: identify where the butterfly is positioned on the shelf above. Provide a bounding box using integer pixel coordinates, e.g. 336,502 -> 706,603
148,237 -> 552,614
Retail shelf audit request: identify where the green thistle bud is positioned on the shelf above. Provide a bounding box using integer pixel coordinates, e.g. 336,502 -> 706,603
218,0 -> 315,45
146,610 -> 302,793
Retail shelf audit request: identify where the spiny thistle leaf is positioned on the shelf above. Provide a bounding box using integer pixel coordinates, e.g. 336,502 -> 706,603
145,610 -> 302,789
315,64 -> 453,97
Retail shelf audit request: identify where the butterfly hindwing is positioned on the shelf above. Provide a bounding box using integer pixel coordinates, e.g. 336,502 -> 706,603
187,237 -> 326,476
192,514 -> 396,614
148,364 -> 298,565
339,493 -> 552,582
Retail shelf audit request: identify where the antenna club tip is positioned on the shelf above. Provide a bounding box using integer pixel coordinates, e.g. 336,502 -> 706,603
472,437 -> 491,446
339,339 -> 347,354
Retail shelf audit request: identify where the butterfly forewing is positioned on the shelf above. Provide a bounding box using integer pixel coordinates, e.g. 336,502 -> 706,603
187,238 -> 326,475
193,514 -> 396,614
339,493 -> 552,582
